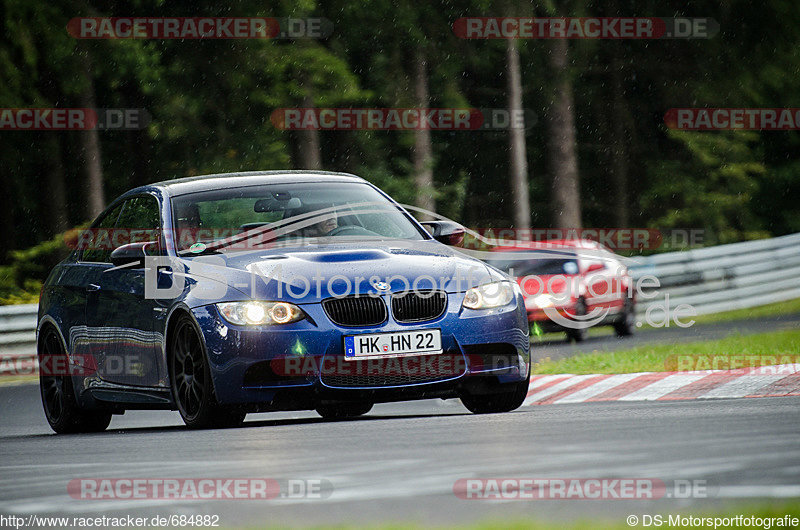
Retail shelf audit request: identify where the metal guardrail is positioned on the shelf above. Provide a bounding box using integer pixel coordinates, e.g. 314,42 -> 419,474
1,232 -> 799,373
629,232 -> 800,317
0,303 -> 38,373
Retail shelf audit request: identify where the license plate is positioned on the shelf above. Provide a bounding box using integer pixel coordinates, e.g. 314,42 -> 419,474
343,329 -> 442,360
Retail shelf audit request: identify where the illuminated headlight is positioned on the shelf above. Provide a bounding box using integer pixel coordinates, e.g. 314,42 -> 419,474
216,301 -> 304,326
462,281 -> 515,309
532,294 -> 555,308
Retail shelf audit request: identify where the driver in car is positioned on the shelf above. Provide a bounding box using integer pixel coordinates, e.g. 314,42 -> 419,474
176,203 -> 203,249
297,203 -> 339,237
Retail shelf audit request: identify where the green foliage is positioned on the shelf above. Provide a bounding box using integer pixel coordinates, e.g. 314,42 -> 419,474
1,0 -> 800,279
641,130 -> 770,244
534,329 -> 800,375
0,231 -> 70,305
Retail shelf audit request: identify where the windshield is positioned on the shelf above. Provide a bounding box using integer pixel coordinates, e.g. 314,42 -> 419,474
170,181 -> 426,252
488,251 -> 580,276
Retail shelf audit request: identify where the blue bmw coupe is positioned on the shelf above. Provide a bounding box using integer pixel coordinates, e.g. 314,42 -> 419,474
37,171 -> 530,432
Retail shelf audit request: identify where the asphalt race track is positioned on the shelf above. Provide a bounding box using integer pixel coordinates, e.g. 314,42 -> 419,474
2,381 -> 800,526
1,315 -> 799,527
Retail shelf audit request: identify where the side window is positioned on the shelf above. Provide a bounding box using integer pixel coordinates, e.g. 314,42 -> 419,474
80,196 -> 161,263
587,258 -> 607,272
115,195 -> 162,255
81,203 -> 124,263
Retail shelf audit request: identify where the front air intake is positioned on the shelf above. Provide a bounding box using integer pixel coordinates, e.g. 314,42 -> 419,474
391,291 -> 447,323
322,296 -> 388,327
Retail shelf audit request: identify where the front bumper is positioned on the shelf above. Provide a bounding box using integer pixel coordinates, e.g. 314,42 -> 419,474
527,305 -> 577,324
193,292 -> 530,406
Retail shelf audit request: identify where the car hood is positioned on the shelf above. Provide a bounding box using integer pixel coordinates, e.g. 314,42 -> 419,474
181,239 -> 505,304
515,273 -> 582,296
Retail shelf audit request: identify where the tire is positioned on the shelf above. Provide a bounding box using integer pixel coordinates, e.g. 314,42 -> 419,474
39,327 -> 112,434
565,299 -> 588,343
316,402 -> 373,420
614,297 -> 636,337
169,314 -> 246,429
460,370 -> 531,414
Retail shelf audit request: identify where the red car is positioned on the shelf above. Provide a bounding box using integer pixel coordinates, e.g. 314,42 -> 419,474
487,239 -> 636,342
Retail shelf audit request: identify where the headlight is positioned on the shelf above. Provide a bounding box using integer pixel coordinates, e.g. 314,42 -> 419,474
462,281 -> 515,309
532,294 -> 554,308
216,301 -> 305,325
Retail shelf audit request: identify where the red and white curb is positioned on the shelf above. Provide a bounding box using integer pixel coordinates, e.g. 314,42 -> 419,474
523,364 -> 800,406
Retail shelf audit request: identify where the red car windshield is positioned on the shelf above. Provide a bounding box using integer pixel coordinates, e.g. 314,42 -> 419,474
488,251 -> 579,276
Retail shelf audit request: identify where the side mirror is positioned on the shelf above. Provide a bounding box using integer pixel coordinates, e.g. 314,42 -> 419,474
110,242 -> 154,269
420,220 -> 465,247
586,262 -> 605,273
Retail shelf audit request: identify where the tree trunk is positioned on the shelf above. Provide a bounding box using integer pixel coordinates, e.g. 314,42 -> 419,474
412,49 -> 435,219
127,129 -> 152,189
296,97 -> 322,169
0,169 -> 14,257
296,71 -> 322,170
506,38 -> 530,230
546,38 -> 582,229
610,51 -> 630,227
124,81 -> 153,189
43,133 -> 69,234
78,47 -> 105,219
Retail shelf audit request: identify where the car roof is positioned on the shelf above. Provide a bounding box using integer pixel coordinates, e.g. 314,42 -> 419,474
131,170 -> 366,198
491,239 -> 611,253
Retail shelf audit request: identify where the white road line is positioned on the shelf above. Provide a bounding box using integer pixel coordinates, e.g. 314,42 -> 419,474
699,374 -> 788,398
553,373 -> 642,404
526,374 -> 572,393
523,374 -> 598,406
745,363 -> 800,376
618,374 -> 707,401
716,485 -> 800,498
0,497 -> 186,514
